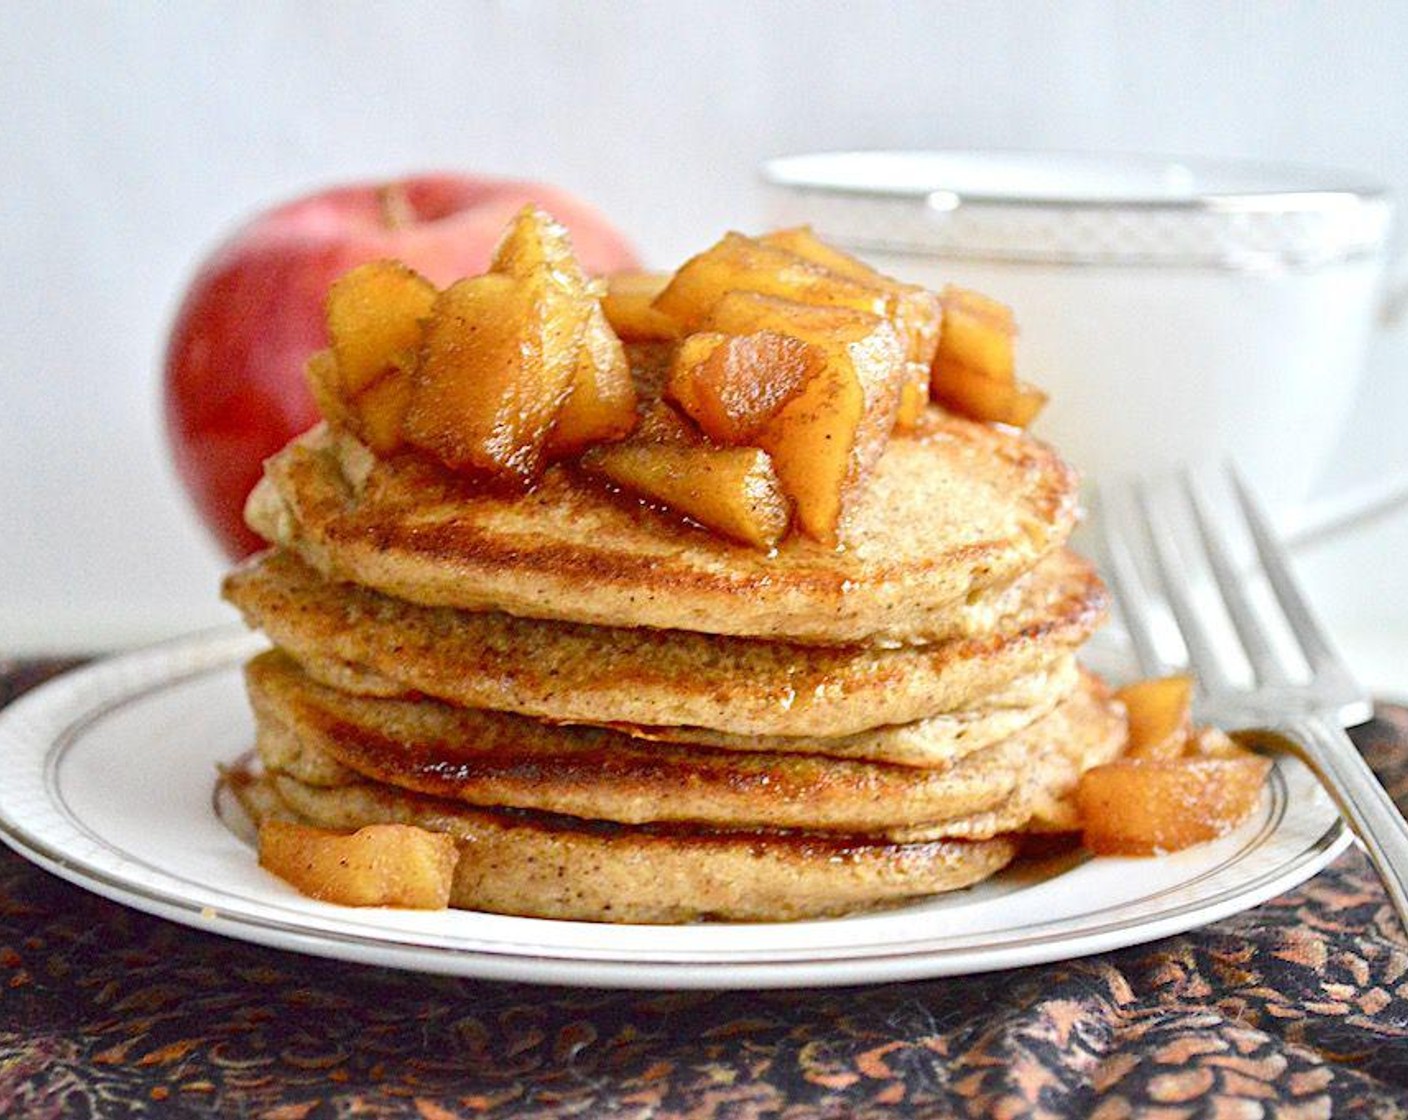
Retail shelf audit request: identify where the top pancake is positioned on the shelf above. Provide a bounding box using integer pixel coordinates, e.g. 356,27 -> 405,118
245,405 -> 1080,644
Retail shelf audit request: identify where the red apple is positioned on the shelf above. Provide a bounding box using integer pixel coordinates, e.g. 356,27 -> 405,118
163,174 -> 639,558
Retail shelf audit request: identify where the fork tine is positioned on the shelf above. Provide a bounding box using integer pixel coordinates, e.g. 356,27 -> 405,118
1182,472 -> 1293,687
1227,465 -> 1345,677
1093,483 -> 1168,677
1134,476 -> 1235,695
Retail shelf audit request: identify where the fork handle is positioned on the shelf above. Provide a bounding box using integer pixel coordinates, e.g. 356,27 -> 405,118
1290,717 -> 1408,929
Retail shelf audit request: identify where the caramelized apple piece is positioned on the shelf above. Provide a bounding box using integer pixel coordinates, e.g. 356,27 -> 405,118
929,285 -> 1047,428
403,270 -> 587,481
602,272 -> 680,342
544,302 -> 638,457
666,330 -> 821,445
349,369 -> 417,454
259,820 -> 458,908
488,204 -> 635,460
1117,675 -> 1195,761
1076,754 -> 1272,856
1079,677 -> 1272,856
306,345 -> 412,457
326,260 -> 437,394
653,232 -> 889,333
317,261 -> 437,452
583,440 -> 791,548
701,291 -> 905,542
932,365 -> 1048,428
636,396 -> 701,440
936,285 -> 1016,381
761,227 -> 942,367
490,204 -> 587,285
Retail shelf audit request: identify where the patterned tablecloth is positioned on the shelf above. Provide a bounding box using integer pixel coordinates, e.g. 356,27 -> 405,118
2,658 -> 1407,1119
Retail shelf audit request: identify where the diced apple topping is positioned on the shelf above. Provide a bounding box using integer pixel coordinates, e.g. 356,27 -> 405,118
665,330 -> 822,445
1117,674 -> 1195,761
300,209 -> 1052,548
582,438 -> 791,549
652,232 -> 891,333
1077,754 -> 1272,857
543,301 -> 638,458
936,285 -> 1016,380
601,272 -> 680,342
932,366 -> 1048,429
316,260 -> 438,453
490,203 -> 589,286
327,260 -> 438,392
491,207 -> 637,462
930,285 -> 1047,428
402,270 -> 585,481
760,226 -> 942,370
259,820 -> 458,908
1075,673 -> 1272,855
398,205 -> 638,482
701,292 -> 906,544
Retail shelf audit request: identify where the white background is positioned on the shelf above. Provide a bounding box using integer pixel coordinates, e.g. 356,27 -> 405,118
2,2 -> 1406,688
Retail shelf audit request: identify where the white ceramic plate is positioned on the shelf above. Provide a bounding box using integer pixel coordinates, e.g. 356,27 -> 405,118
0,628 -> 1350,989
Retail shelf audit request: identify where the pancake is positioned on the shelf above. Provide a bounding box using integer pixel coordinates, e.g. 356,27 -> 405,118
244,651 -> 1125,839
225,548 -> 1106,740
228,768 -> 1021,923
244,405 -> 1079,645
591,659 -> 1079,767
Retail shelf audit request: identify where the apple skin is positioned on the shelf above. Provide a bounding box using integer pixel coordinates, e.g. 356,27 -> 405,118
163,174 -> 639,559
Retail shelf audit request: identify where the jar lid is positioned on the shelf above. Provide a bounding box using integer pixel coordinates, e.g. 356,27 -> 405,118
760,150 -> 1392,270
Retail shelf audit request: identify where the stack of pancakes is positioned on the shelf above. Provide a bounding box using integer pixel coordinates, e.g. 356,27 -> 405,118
224,404 -> 1124,922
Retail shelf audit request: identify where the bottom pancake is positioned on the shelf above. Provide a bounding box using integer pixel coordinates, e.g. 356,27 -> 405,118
227,766 -> 1020,924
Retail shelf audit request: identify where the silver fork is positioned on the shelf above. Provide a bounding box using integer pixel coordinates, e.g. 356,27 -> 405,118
1095,465 -> 1408,928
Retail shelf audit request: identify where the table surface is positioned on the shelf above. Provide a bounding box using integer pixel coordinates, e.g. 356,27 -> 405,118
2,659 -> 1408,1118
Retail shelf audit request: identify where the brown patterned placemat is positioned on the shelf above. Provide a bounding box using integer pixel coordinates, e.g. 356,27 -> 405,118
1,660 -> 1406,1118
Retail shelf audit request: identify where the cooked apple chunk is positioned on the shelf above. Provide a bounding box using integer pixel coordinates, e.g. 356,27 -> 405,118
326,260 -> 437,394
348,366 -> 418,455
602,272 -> 680,342
931,365 -> 1048,428
582,439 -> 791,548
1077,753 -> 1272,856
935,285 -> 1016,381
306,347 -> 412,457
485,204 -> 635,461
258,819 -> 458,909
490,203 -> 588,286
930,285 -> 1047,428
315,260 -> 438,453
665,330 -> 821,445
1117,674 -> 1196,761
653,232 -> 890,333
1078,671 -> 1272,855
760,226 -> 942,368
544,301 -> 638,458
403,270 -> 588,482
701,291 -> 906,543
